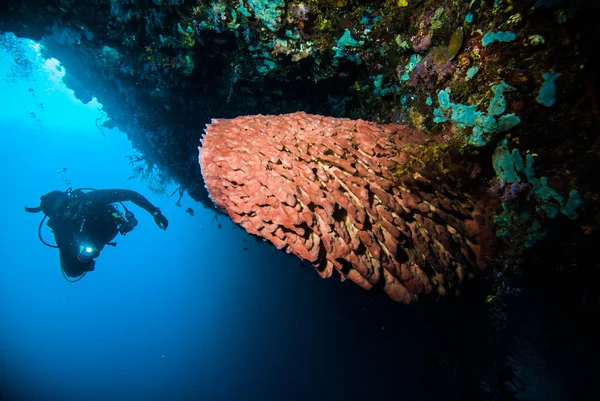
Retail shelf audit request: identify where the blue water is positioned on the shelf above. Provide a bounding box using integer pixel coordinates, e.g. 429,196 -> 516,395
0,35 -> 432,401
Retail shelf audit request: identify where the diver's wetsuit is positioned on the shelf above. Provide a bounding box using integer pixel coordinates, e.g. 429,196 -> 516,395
47,189 -> 161,277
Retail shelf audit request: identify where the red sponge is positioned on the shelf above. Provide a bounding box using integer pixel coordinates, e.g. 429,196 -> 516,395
199,112 -> 492,303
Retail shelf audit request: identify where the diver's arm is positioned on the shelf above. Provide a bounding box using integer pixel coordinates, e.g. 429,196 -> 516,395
85,189 -> 159,214
85,189 -> 168,229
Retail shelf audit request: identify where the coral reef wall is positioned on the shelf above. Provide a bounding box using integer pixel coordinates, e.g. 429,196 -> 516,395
1,0 -> 599,305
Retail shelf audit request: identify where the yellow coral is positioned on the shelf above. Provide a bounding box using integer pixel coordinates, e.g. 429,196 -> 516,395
316,17 -> 331,31
409,107 -> 425,131
180,32 -> 195,48
457,53 -> 470,67
446,27 -> 464,60
397,0 -> 409,6
393,142 -> 450,179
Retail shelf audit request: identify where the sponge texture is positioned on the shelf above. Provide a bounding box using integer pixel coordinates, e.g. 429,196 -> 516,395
199,112 -> 493,303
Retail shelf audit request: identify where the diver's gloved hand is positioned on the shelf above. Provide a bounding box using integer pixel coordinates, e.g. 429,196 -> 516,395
152,209 -> 168,230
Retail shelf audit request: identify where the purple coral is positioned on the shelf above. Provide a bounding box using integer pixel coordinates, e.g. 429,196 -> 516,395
408,51 -> 456,88
289,2 -> 310,21
412,34 -> 432,54
501,182 -> 531,202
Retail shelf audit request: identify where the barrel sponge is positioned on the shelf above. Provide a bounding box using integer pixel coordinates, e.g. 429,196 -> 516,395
198,112 -> 494,304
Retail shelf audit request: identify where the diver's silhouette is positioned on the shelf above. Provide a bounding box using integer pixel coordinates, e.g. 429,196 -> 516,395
25,188 -> 168,281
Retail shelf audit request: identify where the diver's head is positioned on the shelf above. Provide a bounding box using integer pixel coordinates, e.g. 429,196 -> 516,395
25,190 -> 70,216
39,190 -> 70,217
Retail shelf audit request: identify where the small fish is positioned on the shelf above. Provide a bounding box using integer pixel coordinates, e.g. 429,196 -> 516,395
243,247 -> 248,251
218,224 -> 222,229
186,207 -> 194,216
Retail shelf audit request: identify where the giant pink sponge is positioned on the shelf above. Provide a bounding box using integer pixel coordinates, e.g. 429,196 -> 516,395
199,112 -> 493,303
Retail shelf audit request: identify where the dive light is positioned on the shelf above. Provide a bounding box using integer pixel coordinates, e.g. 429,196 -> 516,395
78,244 -> 99,262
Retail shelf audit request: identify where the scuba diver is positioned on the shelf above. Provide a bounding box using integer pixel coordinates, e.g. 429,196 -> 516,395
25,188 -> 168,281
